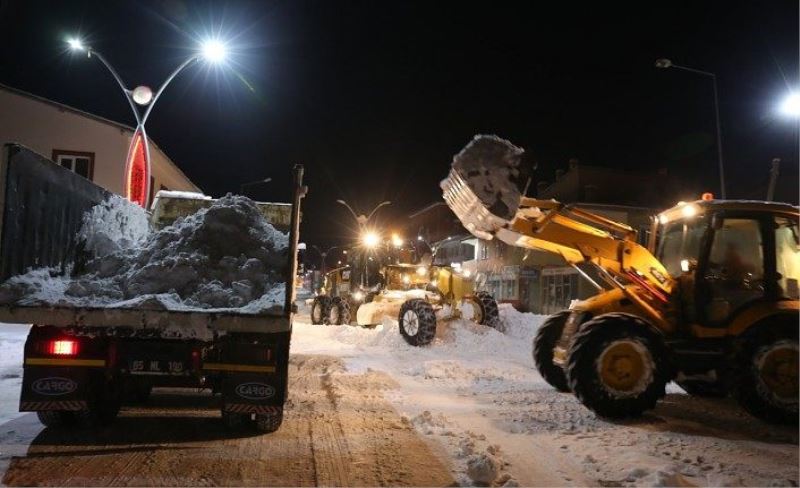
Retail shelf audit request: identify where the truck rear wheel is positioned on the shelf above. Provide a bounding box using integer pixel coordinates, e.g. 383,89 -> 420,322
36,410 -> 75,427
733,325 -> 798,425
311,296 -> 330,325
328,297 -> 351,325
567,313 -> 669,418
255,409 -> 283,433
399,299 -> 437,346
533,310 -> 572,392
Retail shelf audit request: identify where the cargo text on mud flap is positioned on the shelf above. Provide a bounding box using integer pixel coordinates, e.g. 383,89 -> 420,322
32,377 -> 78,396
235,382 -> 276,400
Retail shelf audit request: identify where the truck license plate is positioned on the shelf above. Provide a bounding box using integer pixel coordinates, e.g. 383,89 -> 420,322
129,359 -> 188,375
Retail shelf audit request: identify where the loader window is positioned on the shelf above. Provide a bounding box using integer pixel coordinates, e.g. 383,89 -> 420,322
657,218 -> 706,277
775,217 -> 800,299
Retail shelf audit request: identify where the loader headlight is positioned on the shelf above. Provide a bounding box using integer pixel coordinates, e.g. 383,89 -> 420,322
353,291 -> 364,301
463,270 -> 471,278
681,204 -> 698,218
402,274 -> 410,284
416,266 -> 427,276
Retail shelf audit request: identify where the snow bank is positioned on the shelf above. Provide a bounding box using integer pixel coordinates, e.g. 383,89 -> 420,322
0,194 -> 288,313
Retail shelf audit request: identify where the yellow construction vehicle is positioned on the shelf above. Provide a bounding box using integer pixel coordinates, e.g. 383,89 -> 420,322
441,135 -> 799,423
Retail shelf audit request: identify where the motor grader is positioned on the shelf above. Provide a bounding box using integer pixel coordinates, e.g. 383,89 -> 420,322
441,135 -> 799,423
310,237 -> 500,346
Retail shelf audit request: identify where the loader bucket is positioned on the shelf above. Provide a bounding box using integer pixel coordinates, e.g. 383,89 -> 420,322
440,135 -> 527,240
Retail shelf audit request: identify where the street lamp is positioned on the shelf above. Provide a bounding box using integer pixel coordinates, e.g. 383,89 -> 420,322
240,177 -> 272,196
656,58 -> 726,199
312,245 -> 340,275
66,36 -> 229,207
779,92 -> 800,118
336,199 -> 391,228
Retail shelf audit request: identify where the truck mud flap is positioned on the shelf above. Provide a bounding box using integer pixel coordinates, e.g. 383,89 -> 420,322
20,367 -> 90,411
221,372 -> 287,414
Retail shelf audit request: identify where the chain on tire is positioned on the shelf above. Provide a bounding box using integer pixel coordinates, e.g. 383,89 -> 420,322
311,296 -> 331,325
328,297 -> 351,325
532,310 -> 572,392
475,292 -> 501,330
399,299 -> 437,346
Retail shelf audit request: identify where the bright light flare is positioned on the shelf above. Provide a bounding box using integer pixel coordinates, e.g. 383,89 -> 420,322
780,92 -> 800,118
391,233 -> 404,248
201,39 -> 227,63
67,38 -> 85,51
362,231 -> 380,248
681,204 -> 698,218
416,266 -> 427,276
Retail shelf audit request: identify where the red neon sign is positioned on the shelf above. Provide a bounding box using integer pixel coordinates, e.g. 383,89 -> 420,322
125,129 -> 149,207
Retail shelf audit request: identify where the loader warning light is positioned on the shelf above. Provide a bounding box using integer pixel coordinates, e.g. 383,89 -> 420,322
48,340 -> 78,356
701,192 -> 714,201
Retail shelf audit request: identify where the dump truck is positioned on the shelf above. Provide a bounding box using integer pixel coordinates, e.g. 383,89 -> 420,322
441,135 -> 799,423
0,144 -> 305,432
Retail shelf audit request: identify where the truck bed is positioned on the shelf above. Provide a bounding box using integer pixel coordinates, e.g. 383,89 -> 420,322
0,144 -> 300,334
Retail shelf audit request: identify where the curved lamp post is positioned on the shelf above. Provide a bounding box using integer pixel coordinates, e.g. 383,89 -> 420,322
655,58 -> 726,199
66,37 -> 228,207
336,199 -> 391,229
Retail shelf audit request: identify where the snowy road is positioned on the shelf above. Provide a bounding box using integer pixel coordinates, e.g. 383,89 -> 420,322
0,306 -> 797,487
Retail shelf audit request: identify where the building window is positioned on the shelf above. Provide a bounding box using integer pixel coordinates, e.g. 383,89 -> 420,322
504,279 -> 516,300
480,241 -> 489,260
52,150 -> 94,181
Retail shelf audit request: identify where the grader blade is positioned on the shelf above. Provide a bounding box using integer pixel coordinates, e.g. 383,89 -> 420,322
440,135 -> 528,239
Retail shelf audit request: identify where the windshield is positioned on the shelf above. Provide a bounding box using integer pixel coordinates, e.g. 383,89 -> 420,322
657,217 -> 707,276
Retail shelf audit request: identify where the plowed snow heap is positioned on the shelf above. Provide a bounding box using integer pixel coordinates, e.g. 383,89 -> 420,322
0,194 -> 289,313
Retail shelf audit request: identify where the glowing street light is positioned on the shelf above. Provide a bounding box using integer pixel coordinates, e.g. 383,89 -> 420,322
362,231 -> 380,248
391,233 -> 404,248
64,35 -> 230,207
779,92 -> 800,118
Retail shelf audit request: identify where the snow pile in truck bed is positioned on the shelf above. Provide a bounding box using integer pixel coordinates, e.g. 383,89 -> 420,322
0,194 -> 289,313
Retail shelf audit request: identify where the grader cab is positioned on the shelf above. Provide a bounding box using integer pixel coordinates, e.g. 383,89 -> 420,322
441,135 -> 799,423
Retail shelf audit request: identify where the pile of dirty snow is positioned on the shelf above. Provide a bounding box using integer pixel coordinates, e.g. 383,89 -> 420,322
0,194 -> 288,313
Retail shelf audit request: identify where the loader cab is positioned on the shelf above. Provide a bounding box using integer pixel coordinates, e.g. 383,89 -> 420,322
655,200 -> 800,331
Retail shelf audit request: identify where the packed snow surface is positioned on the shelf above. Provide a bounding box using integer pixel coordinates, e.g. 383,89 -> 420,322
0,194 -> 288,313
292,302 -> 799,487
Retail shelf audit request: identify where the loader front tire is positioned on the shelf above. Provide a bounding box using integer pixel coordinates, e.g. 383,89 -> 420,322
533,310 -> 572,392
567,313 -> 669,418
311,296 -> 330,325
474,292 -> 501,330
733,325 -> 798,425
399,299 -> 437,347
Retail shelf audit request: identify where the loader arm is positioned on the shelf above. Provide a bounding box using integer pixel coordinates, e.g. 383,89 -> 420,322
440,136 -> 676,328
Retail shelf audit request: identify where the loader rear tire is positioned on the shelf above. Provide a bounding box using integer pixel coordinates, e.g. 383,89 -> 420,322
533,310 -> 572,392
399,299 -> 437,347
311,296 -> 330,325
733,325 -> 798,425
328,296 -> 351,325
567,313 -> 670,418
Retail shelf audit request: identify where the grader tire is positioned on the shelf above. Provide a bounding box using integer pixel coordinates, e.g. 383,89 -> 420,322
733,325 -> 798,425
532,310 -> 572,392
399,299 -> 437,346
328,297 -> 352,325
475,291 -> 501,329
311,296 -> 331,325
567,313 -> 670,418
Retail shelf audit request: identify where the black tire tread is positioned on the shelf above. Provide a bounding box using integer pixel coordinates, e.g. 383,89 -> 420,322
311,296 -> 331,325
532,310 -> 572,392
399,299 -> 437,346
475,291 -> 501,329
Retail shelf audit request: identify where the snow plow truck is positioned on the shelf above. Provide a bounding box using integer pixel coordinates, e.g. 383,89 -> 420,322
441,135 -> 799,424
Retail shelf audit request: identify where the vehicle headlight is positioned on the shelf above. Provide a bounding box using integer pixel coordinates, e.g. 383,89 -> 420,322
402,275 -> 410,284
416,266 -> 427,276
353,291 -> 364,301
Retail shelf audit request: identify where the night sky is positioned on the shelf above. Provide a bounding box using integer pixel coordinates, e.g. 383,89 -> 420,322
0,0 -> 797,248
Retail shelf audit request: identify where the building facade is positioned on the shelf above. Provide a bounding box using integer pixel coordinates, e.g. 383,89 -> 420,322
0,84 -> 201,206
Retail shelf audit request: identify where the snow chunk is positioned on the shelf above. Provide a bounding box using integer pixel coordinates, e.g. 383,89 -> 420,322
0,194 -> 288,314
466,453 -> 502,486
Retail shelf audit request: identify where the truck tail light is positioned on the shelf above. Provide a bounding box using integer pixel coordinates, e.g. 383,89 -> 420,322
47,340 -> 79,356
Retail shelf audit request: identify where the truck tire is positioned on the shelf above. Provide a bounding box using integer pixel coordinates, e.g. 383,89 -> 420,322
255,409 -> 283,433
222,410 -> 248,429
733,325 -> 798,425
311,296 -> 330,325
532,310 -> 572,392
36,410 -> 75,427
567,313 -> 670,418
328,297 -> 351,325
399,299 -> 437,346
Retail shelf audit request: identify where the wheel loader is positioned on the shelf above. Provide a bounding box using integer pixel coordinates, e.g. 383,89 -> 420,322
440,135 -> 799,423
